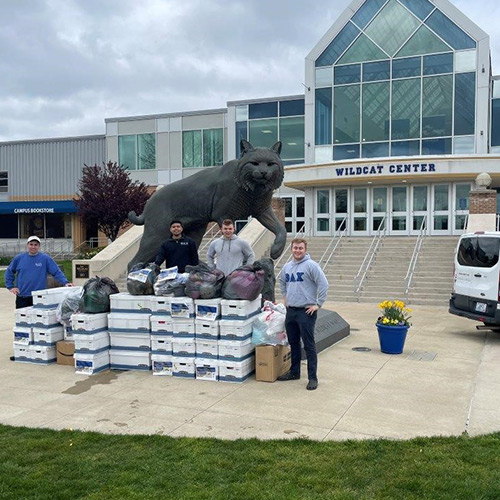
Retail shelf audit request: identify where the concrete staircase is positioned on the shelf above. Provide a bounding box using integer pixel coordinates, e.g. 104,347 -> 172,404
274,235 -> 459,306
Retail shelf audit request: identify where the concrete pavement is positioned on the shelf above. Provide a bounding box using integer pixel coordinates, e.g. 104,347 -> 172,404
1,287 -> 499,440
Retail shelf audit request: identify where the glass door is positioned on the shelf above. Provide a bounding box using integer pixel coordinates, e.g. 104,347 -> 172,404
432,184 -> 450,235
410,185 -> 429,235
351,188 -> 369,235
371,187 -> 388,233
282,196 -> 306,234
334,188 -> 348,234
452,183 -> 471,235
315,189 -> 331,236
390,186 -> 409,235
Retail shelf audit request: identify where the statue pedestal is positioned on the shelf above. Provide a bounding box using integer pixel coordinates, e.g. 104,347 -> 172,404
301,308 -> 350,360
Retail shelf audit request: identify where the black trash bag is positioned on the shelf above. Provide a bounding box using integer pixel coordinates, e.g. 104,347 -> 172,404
185,262 -> 225,299
127,263 -> 160,295
221,262 -> 265,301
255,258 -> 275,303
79,276 -> 119,313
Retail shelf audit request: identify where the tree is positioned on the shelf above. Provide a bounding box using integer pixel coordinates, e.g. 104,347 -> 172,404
75,161 -> 151,241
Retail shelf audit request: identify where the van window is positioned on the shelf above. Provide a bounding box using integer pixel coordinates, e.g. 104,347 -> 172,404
457,237 -> 500,268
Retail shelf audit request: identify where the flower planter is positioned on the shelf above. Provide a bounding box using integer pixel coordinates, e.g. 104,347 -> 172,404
376,324 -> 409,354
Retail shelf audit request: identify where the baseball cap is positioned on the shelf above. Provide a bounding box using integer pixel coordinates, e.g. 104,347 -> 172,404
27,236 -> 41,244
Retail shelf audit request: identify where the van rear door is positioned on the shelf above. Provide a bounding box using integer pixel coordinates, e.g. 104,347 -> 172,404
454,236 -> 500,302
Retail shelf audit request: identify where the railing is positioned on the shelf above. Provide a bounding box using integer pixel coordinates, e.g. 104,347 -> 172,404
274,218 -> 313,279
198,224 -> 222,253
497,214 -> 500,231
318,216 -> 348,271
354,215 -> 387,300
52,237 -> 108,261
404,216 -> 427,299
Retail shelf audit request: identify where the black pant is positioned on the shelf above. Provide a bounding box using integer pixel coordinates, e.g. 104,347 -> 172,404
285,307 -> 318,381
16,296 -> 33,309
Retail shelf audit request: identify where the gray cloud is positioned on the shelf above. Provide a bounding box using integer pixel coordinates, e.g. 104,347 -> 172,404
0,0 -> 497,141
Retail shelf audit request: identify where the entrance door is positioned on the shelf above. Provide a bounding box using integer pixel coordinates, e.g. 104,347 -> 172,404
432,184 -> 450,235
390,185 -> 409,235
452,183 -> 471,235
351,188 -> 369,235
371,187 -> 388,233
410,185 -> 429,235
282,195 -> 306,234
334,188 -> 348,234
315,189 -> 331,236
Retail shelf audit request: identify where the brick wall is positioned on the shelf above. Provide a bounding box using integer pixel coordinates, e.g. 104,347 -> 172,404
469,189 -> 497,214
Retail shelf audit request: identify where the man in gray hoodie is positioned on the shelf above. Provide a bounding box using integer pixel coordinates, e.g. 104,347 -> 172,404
278,237 -> 328,390
207,219 -> 255,276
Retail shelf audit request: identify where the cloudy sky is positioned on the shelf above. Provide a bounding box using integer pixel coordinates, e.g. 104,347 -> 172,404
0,0 -> 498,142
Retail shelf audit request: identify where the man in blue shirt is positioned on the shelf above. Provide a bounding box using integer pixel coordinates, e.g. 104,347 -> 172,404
155,220 -> 199,273
5,235 -> 71,309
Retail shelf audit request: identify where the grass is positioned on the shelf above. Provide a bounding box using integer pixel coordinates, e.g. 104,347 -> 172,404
0,260 -> 72,288
1,425 -> 500,499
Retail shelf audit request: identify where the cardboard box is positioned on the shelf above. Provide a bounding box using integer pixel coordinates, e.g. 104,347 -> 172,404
255,345 -> 291,382
57,340 -> 75,366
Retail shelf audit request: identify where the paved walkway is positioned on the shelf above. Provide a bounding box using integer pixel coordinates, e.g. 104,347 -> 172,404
1,288 -> 499,440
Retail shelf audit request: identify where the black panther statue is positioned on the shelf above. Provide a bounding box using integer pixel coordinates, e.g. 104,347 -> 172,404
127,140 -> 287,270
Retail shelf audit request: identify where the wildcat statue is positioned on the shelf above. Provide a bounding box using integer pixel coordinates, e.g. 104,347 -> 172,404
127,140 -> 287,270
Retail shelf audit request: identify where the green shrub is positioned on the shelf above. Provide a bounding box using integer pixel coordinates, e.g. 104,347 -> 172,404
77,247 -> 105,260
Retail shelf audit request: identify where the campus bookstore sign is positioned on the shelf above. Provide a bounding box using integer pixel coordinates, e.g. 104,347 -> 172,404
334,162 -> 436,178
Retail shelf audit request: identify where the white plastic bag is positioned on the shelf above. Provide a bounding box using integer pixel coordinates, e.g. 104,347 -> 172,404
251,301 -> 288,345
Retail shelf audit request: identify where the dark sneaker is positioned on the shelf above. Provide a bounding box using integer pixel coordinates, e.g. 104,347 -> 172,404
277,371 -> 300,381
306,379 -> 318,390
9,356 -> 15,361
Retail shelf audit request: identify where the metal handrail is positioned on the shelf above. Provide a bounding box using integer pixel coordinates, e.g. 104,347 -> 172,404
198,224 -> 222,253
319,216 -> 348,271
354,215 -> 387,299
497,214 -> 500,231
404,216 -> 427,297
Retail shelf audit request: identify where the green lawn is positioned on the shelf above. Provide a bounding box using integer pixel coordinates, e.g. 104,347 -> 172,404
0,260 -> 72,288
1,425 -> 500,499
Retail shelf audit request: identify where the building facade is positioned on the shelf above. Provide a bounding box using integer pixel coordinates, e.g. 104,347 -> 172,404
0,135 -> 105,251
2,0 -> 499,248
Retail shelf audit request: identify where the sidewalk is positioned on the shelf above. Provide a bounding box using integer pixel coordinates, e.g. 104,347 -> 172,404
1,287 -> 499,440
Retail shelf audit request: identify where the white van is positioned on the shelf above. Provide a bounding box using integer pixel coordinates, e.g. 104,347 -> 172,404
449,232 -> 500,326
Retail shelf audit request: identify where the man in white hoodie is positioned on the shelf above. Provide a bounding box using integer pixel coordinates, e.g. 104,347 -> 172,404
278,238 -> 328,390
207,219 -> 255,276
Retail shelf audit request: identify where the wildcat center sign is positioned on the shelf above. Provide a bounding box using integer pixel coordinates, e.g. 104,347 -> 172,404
334,162 -> 436,177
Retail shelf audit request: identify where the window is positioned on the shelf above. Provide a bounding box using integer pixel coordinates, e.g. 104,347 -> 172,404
249,119 -> 278,149
317,190 -> 329,213
335,64 -> 361,85
425,10 -> 476,50
315,88 -> 332,145
362,81 -> 390,142
183,128 -> 223,168
249,102 -> 277,119
457,237 -> 500,268
316,22 -> 360,67
280,116 -> 304,161
118,134 -> 156,170
454,72 -> 476,136
392,78 -> 421,139
0,214 -> 17,237
0,171 -> 7,192
334,85 -> 360,143
392,57 -> 421,79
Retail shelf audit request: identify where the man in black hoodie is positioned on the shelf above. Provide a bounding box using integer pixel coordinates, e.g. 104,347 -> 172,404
155,220 -> 199,272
